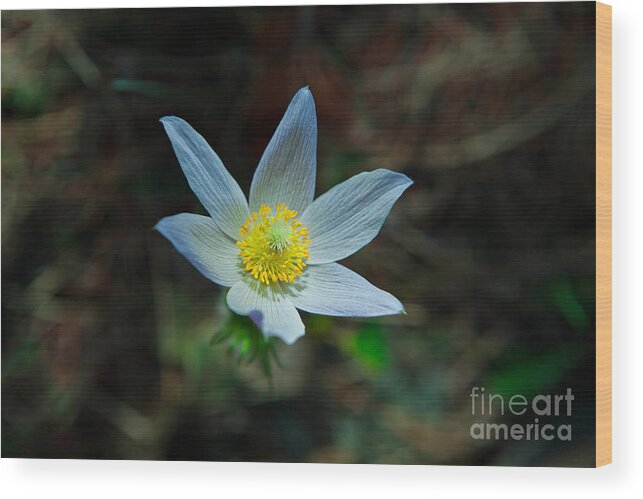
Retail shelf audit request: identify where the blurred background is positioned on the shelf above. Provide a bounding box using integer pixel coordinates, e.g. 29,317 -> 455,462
2,3 -> 596,465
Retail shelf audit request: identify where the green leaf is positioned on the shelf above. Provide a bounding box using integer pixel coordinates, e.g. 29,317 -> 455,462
548,279 -> 589,331
111,78 -> 172,98
343,322 -> 390,373
6,84 -> 47,117
486,344 -> 581,399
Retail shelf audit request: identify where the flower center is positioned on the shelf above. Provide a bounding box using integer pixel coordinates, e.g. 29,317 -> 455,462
237,203 -> 311,285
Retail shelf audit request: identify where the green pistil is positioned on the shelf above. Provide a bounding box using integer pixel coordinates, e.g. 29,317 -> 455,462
266,219 -> 294,252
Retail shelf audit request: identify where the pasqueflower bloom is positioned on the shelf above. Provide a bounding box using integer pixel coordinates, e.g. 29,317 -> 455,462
156,87 -> 412,344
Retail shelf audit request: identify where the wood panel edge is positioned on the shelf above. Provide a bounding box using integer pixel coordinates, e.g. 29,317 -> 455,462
595,1 -> 612,468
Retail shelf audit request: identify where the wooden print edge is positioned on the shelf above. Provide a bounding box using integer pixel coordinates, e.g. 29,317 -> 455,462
595,1 -> 612,468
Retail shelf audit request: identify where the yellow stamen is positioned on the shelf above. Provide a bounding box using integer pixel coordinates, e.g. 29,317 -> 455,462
236,203 -> 311,285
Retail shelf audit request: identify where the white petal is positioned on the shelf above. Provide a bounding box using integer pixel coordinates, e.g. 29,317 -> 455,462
161,116 -> 249,240
287,263 -> 404,317
156,213 -> 241,287
249,87 -> 317,214
300,169 -> 412,264
226,279 -> 305,345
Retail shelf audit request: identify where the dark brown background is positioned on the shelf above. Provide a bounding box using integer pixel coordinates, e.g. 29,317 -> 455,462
2,2 -> 596,466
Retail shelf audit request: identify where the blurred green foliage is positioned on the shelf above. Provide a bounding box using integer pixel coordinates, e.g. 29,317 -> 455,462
111,78 -> 173,99
487,344 -> 581,399
342,323 -> 390,374
212,312 -> 280,378
2,4 -> 597,465
548,279 -> 590,331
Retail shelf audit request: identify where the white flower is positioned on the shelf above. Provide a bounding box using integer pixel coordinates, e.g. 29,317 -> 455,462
156,87 -> 412,345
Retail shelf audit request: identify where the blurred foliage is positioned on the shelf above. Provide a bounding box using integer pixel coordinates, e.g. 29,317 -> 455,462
2,3 -> 597,465
212,312 -> 281,379
486,344 -> 581,399
111,78 -> 174,99
341,323 -> 390,374
548,279 -> 590,331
